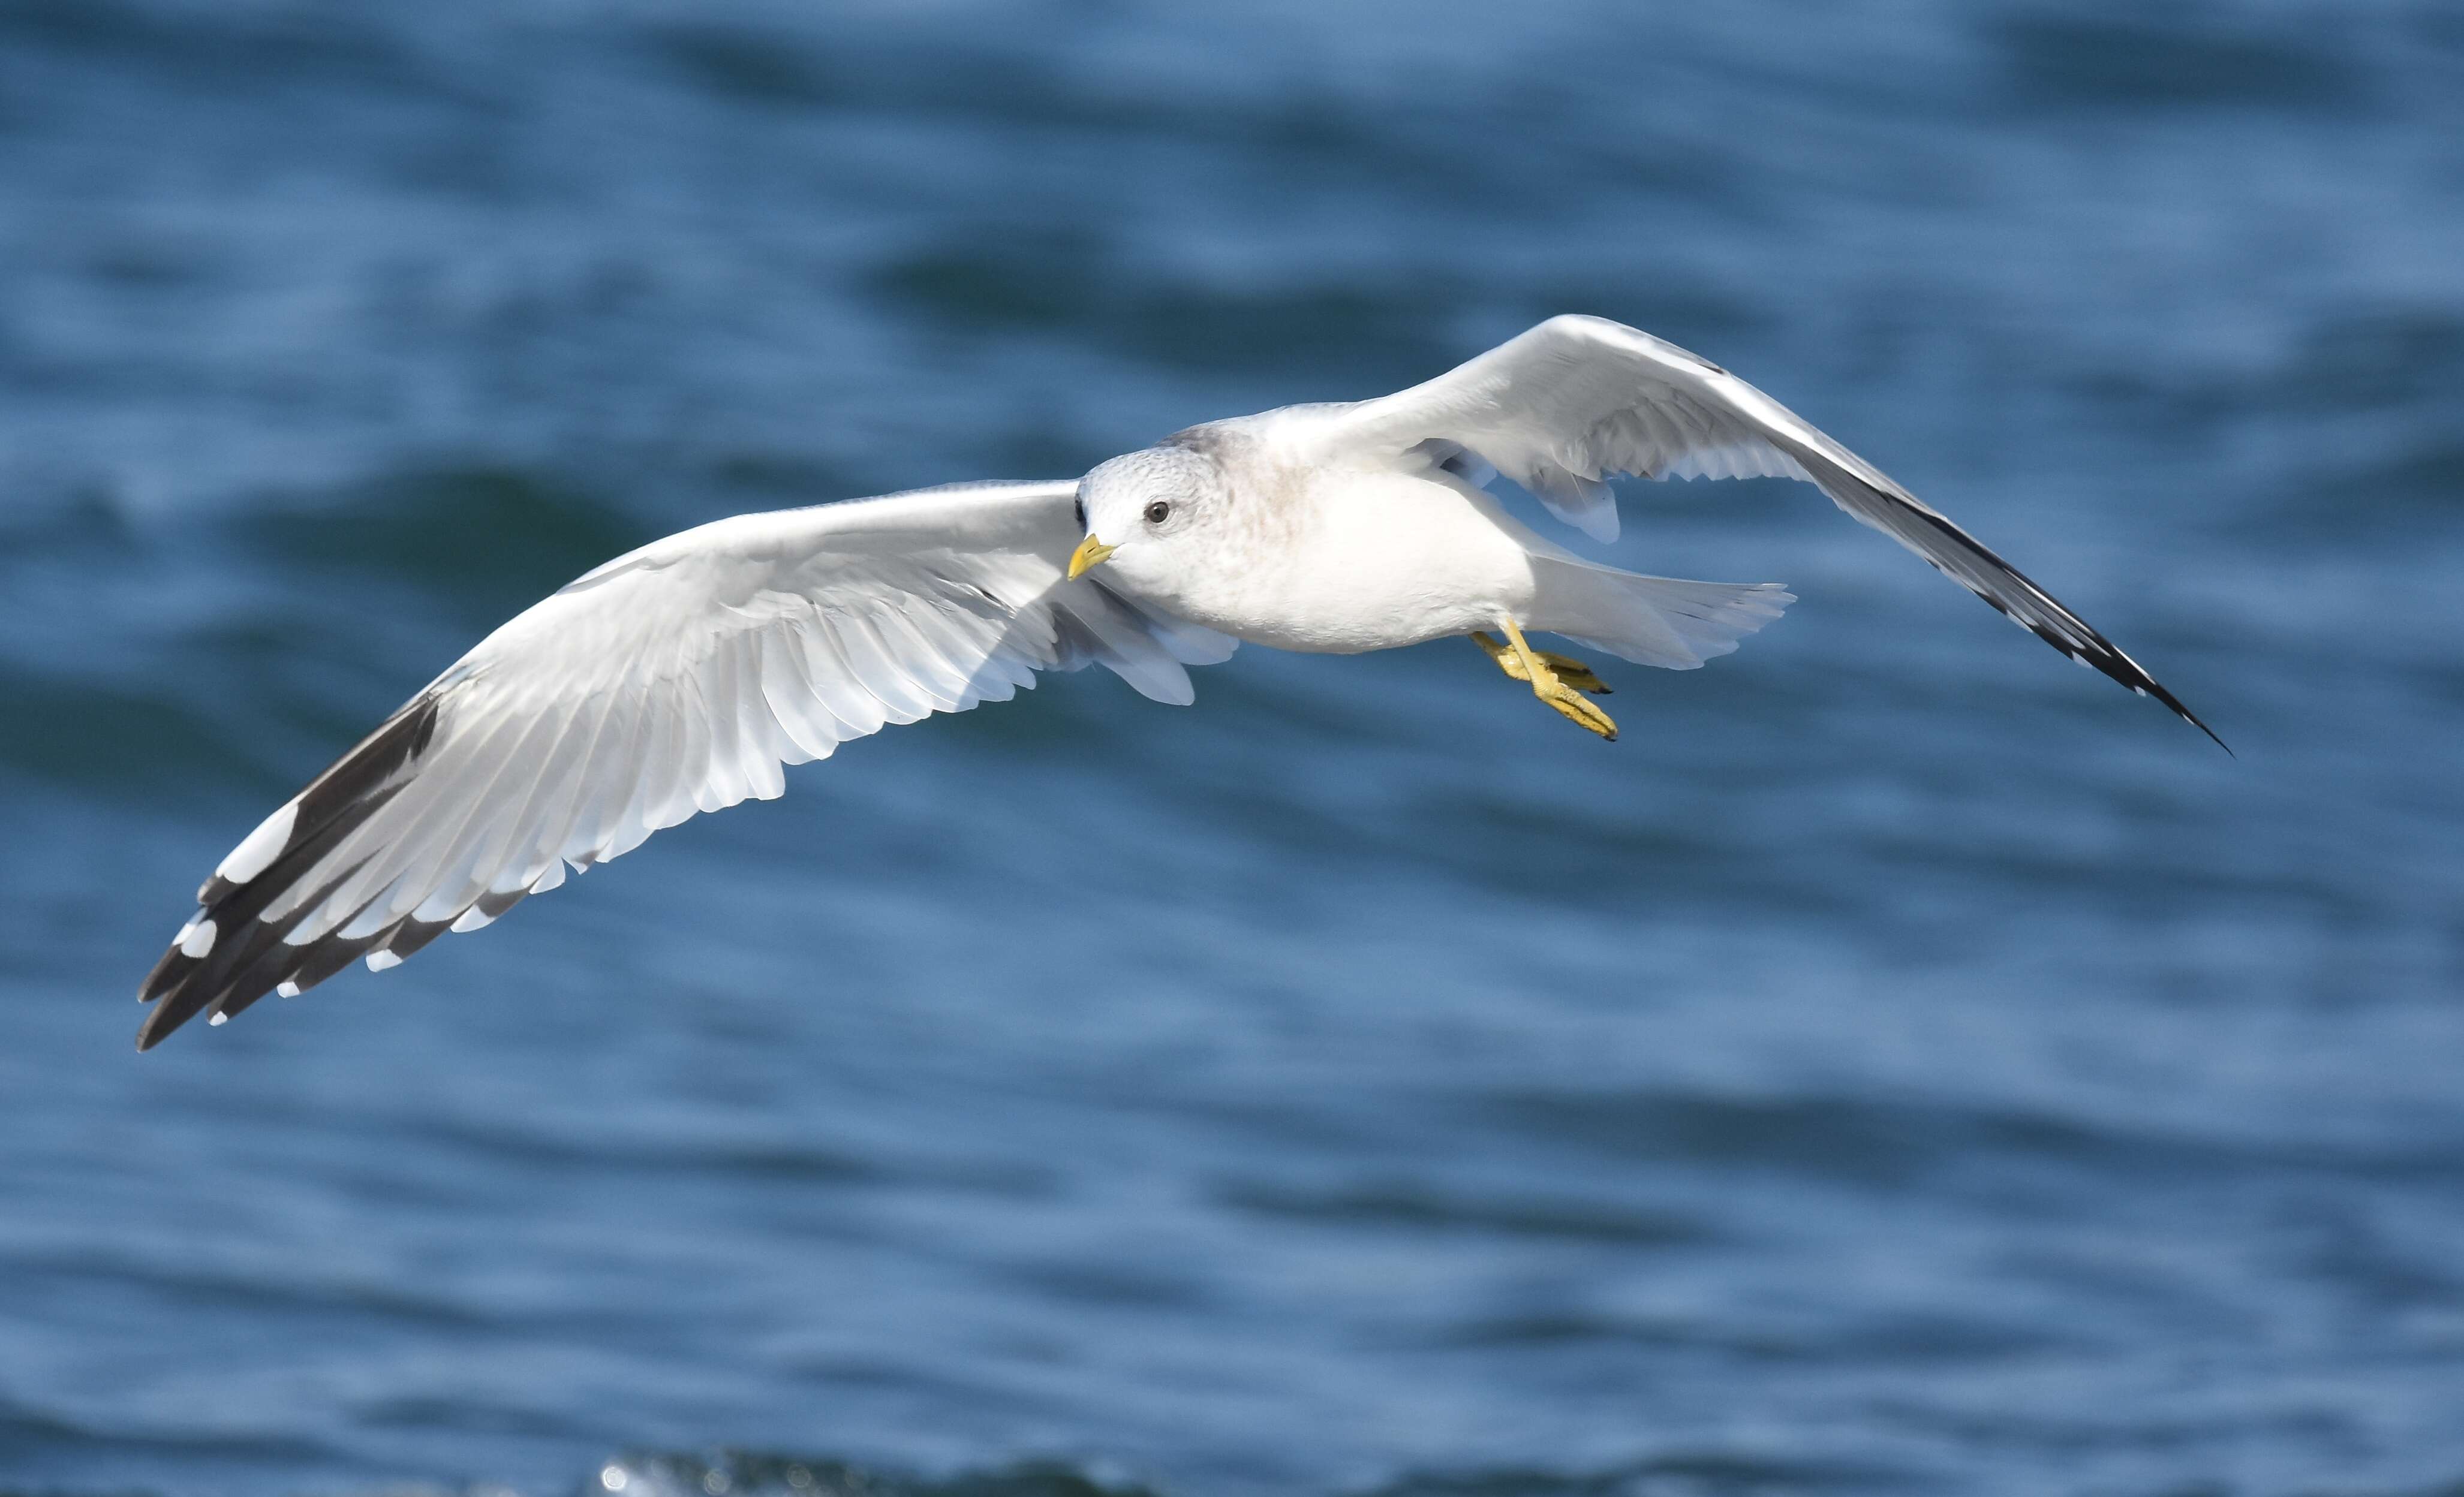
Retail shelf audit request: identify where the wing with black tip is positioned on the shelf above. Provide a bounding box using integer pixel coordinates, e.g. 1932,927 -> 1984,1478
1317,314 -> 2221,748
137,480 -> 1236,1049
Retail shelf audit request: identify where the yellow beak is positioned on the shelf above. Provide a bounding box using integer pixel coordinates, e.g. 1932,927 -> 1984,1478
1067,534 -> 1118,580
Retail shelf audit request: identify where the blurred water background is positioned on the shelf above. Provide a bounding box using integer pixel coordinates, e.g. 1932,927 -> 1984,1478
4,2 -> 2461,1494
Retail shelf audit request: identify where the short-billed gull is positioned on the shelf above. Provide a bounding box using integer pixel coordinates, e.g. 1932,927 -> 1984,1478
137,315 -> 2218,1047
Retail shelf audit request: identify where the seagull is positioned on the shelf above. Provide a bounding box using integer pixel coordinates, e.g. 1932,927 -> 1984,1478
137,314 -> 2219,1049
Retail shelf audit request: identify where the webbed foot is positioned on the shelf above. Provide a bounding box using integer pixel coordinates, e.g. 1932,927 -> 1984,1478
1473,624 -> 1618,741
1470,632 -> 1612,695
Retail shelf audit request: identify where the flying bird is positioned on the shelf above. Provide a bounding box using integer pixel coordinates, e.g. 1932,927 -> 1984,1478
137,315 -> 2219,1048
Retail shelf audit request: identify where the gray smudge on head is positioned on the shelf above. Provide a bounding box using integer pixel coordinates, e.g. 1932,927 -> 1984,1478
1159,421 -> 1310,563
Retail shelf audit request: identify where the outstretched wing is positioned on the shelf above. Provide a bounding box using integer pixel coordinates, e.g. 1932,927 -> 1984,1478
137,479 -> 1235,1049
1312,314 -> 2219,747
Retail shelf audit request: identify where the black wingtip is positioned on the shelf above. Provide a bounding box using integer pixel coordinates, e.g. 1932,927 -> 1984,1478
2178,703 -> 2233,757
134,997 -> 190,1052
2131,674 -> 2230,757
1973,585 -> 2225,757
1816,463 -> 2229,759
136,689 -> 444,1050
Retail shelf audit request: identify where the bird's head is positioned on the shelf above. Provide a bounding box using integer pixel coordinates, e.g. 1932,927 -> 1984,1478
1066,436 -> 1227,601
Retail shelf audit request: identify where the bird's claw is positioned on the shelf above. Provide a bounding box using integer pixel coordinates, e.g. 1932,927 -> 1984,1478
1470,632 -> 1612,694
1539,654 -> 1611,695
1541,682 -> 1618,740
1473,628 -> 1619,741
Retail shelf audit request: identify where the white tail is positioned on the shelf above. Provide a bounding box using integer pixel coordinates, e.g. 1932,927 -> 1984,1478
1526,556 -> 1794,669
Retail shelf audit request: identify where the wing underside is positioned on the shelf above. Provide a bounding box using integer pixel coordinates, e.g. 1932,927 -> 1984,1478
137,480 -> 1234,1048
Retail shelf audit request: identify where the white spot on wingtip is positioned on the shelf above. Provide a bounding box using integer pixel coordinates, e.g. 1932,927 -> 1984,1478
366,950 -> 402,972
216,802 -> 299,885
177,917 -> 217,958
276,980 -> 301,998
208,1012 -> 227,1026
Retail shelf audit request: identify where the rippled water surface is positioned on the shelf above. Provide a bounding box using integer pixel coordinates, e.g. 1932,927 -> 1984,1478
4,2 -> 2461,1494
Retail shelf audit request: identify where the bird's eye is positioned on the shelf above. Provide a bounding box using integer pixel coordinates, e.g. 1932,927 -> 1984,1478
1144,501 -> 1171,525
1073,497 -> 1087,529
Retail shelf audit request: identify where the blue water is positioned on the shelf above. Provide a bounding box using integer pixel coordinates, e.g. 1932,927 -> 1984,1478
4,2 -> 2461,1493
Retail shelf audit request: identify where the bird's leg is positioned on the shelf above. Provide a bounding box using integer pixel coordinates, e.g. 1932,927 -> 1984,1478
1473,621 -> 1618,741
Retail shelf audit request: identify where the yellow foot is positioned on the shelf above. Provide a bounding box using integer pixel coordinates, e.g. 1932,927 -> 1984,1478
1470,632 -> 1612,695
1475,624 -> 1619,742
